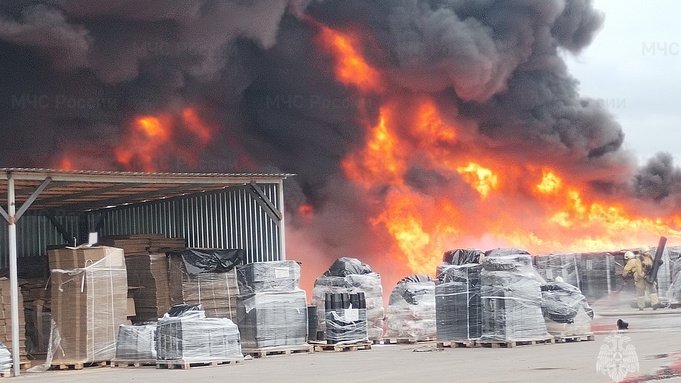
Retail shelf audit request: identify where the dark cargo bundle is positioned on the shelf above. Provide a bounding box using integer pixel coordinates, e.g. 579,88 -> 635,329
237,290 -> 308,349
480,251 -> 549,342
442,249 -> 484,266
436,264 -> 483,341
313,260 -> 384,340
156,311 -> 242,361
115,324 -> 157,360
541,281 -> 593,337
324,292 -> 368,344
385,275 -> 436,340
236,260 -> 301,294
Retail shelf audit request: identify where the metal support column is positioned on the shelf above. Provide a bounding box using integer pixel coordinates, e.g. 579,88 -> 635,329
278,180 -> 287,260
7,175 -> 20,376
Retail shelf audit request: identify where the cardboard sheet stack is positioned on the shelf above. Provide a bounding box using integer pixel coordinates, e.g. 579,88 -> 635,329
167,249 -> 243,322
436,264 -> 483,341
312,258 -> 384,341
540,281 -> 593,337
480,249 -> 549,342
99,234 -> 186,256
48,246 -> 128,364
115,324 -> 157,360
125,254 -> 170,322
156,310 -> 242,361
236,261 -> 308,349
384,275 -> 436,340
0,279 -> 28,364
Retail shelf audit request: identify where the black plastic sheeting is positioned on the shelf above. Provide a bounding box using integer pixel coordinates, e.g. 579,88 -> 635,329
166,304 -> 202,317
389,274 -> 433,305
167,249 -> 244,276
443,249 -> 484,265
324,257 -> 373,277
484,248 -> 531,258
540,282 -> 594,323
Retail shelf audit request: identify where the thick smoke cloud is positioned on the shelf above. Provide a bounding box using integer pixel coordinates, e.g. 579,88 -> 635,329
0,0 -> 678,222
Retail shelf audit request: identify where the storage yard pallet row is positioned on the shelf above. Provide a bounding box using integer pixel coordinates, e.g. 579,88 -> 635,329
156,358 -> 243,370
378,338 -> 436,345
50,360 -> 111,370
242,344 -> 313,358
110,359 -> 157,367
436,340 -> 478,349
314,342 -> 372,352
477,337 -> 555,348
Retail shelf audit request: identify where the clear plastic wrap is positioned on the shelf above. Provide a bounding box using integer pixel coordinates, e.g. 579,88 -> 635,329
540,281 -> 593,336
237,290 -> 308,349
312,273 -> 384,340
385,275 -> 436,340
324,257 -> 373,277
442,249 -> 484,266
533,254 -> 580,287
156,311 -> 242,361
49,247 -> 128,364
0,342 -> 10,372
115,324 -> 157,360
667,256 -> 681,304
575,252 -> 618,301
436,264 -> 483,341
325,293 -> 368,344
168,255 -> 239,321
480,251 -> 549,342
236,261 -> 301,294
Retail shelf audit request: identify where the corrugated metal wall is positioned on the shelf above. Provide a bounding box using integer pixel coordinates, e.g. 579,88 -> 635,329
0,215 -> 79,269
0,183 -> 283,268
94,184 -> 282,264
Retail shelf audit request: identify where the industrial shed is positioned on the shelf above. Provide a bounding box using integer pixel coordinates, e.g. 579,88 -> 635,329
0,168 -> 292,375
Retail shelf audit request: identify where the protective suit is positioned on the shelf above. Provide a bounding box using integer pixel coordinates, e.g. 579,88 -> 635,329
622,251 -> 659,310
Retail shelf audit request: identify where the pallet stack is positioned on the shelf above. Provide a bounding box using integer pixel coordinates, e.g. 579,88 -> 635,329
168,250 -> 243,322
385,275 -> 436,341
237,261 -> 308,351
99,234 -> 186,256
436,264 -> 483,342
125,254 -> 171,322
48,246 -> 129,366
0,279 -> 29,367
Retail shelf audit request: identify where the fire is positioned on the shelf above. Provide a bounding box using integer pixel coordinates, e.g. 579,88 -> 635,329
114,106 -> 214,172
456,162 -> 499,198
314,19 -> 681,278
536,170 -> 562,194
315,23 -> 383,93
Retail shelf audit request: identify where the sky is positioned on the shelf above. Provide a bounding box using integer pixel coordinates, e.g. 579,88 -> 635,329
565,0 -> 681,165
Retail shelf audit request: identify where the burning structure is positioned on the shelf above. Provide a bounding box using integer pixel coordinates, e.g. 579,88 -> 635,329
1,1 -> 680,290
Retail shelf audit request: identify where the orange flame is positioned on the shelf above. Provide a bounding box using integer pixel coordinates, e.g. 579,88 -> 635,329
316,23 -> 383,93
314,20 -> 681,277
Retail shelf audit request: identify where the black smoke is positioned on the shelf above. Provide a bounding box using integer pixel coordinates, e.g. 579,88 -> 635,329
0,0 -> 679,220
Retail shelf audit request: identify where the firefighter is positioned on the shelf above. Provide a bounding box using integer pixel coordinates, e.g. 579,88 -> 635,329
622,250 -> 660,310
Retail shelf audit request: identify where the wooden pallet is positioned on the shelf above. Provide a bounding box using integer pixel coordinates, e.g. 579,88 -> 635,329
477,337 -> 555,349
242,344 -> 313,358
436,340 -> 478,349
111,359 -> 157,367
314,342 -> 372,352
554,334 -> 595,343
156,358 -> 242,370
50,360 -> 111,370
381,338 -> 435,345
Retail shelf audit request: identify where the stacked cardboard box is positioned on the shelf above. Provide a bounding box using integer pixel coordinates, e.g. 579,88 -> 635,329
0,279 -> 28,364
49,246 -> 128,364
125,254 -> 171,322
99,234 -> 186,256
168,250 -> 242,321
236,261 -> 308,349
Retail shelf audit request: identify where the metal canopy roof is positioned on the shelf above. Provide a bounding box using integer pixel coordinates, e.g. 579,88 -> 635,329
0,168 -> 293,213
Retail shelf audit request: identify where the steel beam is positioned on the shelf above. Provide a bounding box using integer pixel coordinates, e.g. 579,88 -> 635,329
6,174 -> 20,376
14,177 -> 51,222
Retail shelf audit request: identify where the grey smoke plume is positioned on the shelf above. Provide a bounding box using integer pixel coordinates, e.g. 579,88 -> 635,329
0,0 -> 679,241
